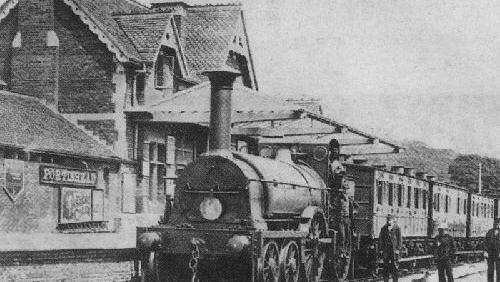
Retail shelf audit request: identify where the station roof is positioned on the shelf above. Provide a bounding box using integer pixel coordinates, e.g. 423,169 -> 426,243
0,91 -> 119,161
125,82 -> 403,155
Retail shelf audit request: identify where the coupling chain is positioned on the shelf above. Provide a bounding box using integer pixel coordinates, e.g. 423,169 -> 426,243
189,239 -> 201,282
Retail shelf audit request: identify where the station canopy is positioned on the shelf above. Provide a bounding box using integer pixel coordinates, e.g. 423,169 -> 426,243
125,82 -> 403,156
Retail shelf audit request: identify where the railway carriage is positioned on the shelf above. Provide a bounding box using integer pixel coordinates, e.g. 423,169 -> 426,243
345,164 -> 430,259
346,162 -> 497,272
429,181 -> 468,238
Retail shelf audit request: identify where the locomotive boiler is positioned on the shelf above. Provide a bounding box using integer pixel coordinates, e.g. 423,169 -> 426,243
137,69 -> 353,281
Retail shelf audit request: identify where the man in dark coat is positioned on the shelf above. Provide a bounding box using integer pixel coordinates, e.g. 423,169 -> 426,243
434,222 -> 455,282
379,214 -> 402,282
485,218 -> 500,282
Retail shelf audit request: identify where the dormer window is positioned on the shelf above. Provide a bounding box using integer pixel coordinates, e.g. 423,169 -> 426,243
155,50 -> 175,89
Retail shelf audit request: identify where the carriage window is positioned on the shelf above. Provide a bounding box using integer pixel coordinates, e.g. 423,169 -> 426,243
476,203 -> 479,217
434,193 -> 440,212
457,198 -> 460,214
388,183 -> 394,206
397,184 -> 403,207
377,181 -> 383,205
414,189 -> 419,209
407,186 -> 412,208
422,191 -> 427,209
463,199 -> 467,214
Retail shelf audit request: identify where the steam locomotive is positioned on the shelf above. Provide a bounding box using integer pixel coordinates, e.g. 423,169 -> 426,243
136,69 -> 354,282
136,68 -> 496,281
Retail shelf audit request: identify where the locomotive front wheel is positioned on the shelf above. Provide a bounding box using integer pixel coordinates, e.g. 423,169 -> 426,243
302,213 -> 327,282
262,240 -> 280,282
279,241 -> 300,282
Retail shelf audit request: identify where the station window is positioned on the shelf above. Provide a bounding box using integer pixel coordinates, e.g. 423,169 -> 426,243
377,181 -> 383,205
457,198 -> 460,214
407,186 -> 412,208
463,199 -> 467,214
397,184 -> 403,207
422,191 -> 427,210
155,52 -> 175,89
445,195 -> 449,213
388,183 -> 394,206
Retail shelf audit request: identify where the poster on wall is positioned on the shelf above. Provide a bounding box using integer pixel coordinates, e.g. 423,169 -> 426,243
3,159 -> 24,201
60,187 -> 92,223
92,189 -> 104,221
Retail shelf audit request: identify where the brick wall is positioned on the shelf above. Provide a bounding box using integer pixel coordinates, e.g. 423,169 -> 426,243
0,9 -> 17,85
55,0 -> 116,113
9,0 -> 60,105
77,119 -> 118,146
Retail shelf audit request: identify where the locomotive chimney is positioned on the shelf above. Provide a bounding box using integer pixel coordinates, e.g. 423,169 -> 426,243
203,68 -> 241,156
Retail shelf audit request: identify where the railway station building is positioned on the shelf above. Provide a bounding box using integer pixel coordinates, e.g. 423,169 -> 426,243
0,0 -> 402,280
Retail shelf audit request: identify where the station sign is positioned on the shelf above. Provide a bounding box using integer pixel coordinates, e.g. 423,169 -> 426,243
39,166 -> 97,187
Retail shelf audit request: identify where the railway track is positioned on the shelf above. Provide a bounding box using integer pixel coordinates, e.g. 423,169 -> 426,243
337,250 -> 486,282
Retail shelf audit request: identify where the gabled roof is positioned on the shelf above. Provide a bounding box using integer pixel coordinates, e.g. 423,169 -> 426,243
63,0 -> 149,62
181,5 -> 242,79
0,0 -> 253,80
0,0 -> 149,62
0,91 -> 118,160
114,13 -> 172,62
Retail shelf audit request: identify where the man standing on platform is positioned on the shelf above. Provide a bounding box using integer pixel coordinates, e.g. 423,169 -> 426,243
434,222 -> 455,282
379,214 -> 402,282
485,218 -> 500,282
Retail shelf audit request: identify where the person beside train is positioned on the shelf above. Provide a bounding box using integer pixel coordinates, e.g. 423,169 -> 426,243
485,218 -> 500,282
433,222 -> 456,282
379,214 -> 402,282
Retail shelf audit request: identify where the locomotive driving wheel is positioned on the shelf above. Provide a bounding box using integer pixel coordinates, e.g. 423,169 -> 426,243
279,241 -> 300,282
262,240 -> 280,282
302,212 -> 327,282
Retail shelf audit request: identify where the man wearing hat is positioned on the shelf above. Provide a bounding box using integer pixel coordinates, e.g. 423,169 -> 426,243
379,214 -> 402,282
434,221 -> 455,282
485,218 -> 500,281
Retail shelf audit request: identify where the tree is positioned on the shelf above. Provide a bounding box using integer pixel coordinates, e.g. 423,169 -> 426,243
449,154 -> 500,193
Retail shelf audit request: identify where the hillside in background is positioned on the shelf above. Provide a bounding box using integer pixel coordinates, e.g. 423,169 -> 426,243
362,140 -> 459,182
449,155 -> 500,195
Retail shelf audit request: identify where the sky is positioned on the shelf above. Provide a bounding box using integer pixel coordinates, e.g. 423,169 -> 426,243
4,0 -> 500,158
239,0 -> 500,158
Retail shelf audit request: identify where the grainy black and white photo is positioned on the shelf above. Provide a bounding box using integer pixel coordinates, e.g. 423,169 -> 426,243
0,0 -> 498,281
